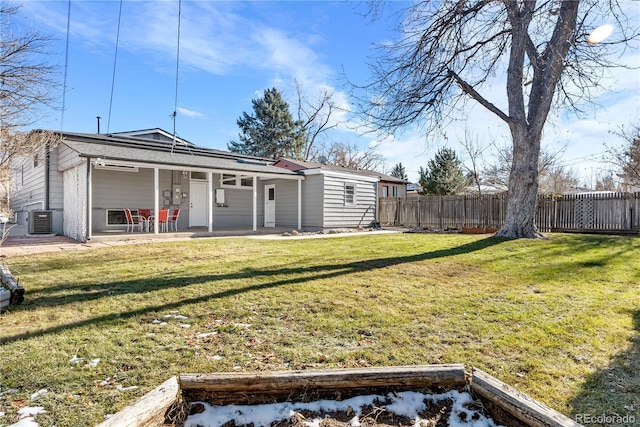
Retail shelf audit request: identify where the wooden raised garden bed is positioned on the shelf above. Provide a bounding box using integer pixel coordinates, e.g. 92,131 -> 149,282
97,364 -> 581,427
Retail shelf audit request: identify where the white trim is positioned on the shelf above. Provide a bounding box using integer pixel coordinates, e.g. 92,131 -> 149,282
297,179 -> 302,230
253,176 -> 258,231
301,168 -> 379,183
153,168 -> 160,234
208,171 -> 214,232
80,157 -> 304,181
94,164 -> 139,172
87,160 -> 92,241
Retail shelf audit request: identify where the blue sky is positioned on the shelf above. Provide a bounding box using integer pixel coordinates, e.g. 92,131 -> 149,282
13,1 -> 640,184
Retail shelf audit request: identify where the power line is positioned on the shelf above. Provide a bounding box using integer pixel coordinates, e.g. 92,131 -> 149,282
106,0 -> 123,135
171,0 -> 182,154
60,0 -> 71,130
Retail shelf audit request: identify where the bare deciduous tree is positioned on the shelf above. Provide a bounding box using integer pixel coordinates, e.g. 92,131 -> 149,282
1,4 -> 57,129
293,80 -> 341,161
458,130 -> 487,195
319,141 -> 385,171
608,123 -> 640,190
1,5 -> 60,212
355,0 -> 639,238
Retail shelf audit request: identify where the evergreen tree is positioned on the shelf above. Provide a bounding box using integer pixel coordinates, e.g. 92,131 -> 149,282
228,88 -> 305,159
418,148 -> 470,195
390,163 -> 408,181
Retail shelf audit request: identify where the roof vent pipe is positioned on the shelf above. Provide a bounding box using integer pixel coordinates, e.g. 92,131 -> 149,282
97,116 -> 101,134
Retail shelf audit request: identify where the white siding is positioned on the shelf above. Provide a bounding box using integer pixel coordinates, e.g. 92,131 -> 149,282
270,179 -> 299,228
212,186 -> 258,228
323,174 -> 376,228
301,175 -> 324,228
9,151 -> 46,226
57,144 -> 84,171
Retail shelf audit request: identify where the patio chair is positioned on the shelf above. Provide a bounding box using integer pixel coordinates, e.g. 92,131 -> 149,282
138,209 -> 152,232
168,209 -> 181,232
124,208 -> 144,232
156,208 -> 169,232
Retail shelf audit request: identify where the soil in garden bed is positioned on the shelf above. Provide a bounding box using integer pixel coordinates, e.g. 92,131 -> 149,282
179,386 -> 529,427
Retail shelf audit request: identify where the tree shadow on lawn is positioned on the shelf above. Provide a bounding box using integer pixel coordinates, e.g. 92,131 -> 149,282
569,309 -> 639,426
1,237 -> 505,345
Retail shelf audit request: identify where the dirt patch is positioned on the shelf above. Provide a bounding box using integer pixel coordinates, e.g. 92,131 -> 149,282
181,387 -> 510,427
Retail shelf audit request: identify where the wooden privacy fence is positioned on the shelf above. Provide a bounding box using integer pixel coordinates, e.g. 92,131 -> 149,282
379,192 -> 640,234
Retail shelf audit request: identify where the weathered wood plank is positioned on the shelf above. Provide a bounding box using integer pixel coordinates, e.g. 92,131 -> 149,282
181,364 -> 467,394
471,368 -> 581,427
96,376 -> 180,427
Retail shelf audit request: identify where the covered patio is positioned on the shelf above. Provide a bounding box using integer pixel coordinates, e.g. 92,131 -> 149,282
53,131 -> 305,242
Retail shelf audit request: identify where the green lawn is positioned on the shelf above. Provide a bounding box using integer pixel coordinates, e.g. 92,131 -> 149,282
0,233 -> 638,426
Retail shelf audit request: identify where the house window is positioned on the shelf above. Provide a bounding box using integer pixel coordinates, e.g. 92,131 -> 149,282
106,209 -> 128,225
345,183 -> 356,205
220,174 -> 254,189
382,186 -> 389,197
240,176 -> 253,187
392,185 -> 399,197
190,171 -> 206,180
33,153 -> 39,168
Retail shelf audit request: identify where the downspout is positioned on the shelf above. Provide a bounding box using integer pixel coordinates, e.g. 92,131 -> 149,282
45,143 -> 50,210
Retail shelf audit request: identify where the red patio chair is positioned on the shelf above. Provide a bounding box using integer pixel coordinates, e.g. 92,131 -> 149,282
168,209 -> 181,232
156,208 -> 169,232
138,208 -> 152,232
124,209 -> 143,232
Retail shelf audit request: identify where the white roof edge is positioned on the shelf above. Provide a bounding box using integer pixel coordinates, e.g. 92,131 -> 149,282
86,158 -> 305,180
302,168 -> 379,182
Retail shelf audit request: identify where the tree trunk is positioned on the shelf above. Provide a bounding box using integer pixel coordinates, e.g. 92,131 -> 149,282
495,128 -> 544,239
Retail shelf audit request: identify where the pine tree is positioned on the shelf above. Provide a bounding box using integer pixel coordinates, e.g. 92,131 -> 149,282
390,163 -> 408,181
228,88 -> 305,159
418,148 -> 470,195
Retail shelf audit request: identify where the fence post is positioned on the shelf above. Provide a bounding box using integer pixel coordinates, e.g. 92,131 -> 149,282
438,196 -> 443,230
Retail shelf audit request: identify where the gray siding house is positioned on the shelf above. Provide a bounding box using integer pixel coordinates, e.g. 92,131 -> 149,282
273,159 -> 396,229
10,129 -> 304,241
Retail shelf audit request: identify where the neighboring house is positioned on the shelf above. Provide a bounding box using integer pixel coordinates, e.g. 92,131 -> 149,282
273,159 -> 406,228
406,183 -> 422,197
9,129 -> 305,242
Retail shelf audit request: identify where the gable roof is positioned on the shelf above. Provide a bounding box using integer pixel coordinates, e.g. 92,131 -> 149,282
109,128 -> 195,147
274,158 -> 406,184
51,130 -> 301,178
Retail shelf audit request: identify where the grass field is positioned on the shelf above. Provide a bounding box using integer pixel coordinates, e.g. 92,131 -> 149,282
0,233 -> 638,426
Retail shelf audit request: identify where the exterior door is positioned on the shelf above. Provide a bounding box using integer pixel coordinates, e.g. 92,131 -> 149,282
189,181 -> 208,227
264,184 -> 276,227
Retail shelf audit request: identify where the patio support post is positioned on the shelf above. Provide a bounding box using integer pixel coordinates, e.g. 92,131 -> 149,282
153,167 -> 160,234
208,171 -> 213,232
86,158 -> 92,241
252,176 -> 257,231
298,179 -> 302,230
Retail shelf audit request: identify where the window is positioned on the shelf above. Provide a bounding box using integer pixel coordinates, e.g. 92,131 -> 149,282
33,153 -> 39,168
382,186 -> 389,197
392,185 -> 399,197
220,174 -> 254,189
240,176 -> 253,187
345,183 -> 356,205
106,209 -> 127,225
190,171 -> 206,180
221,174 -> 236,186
